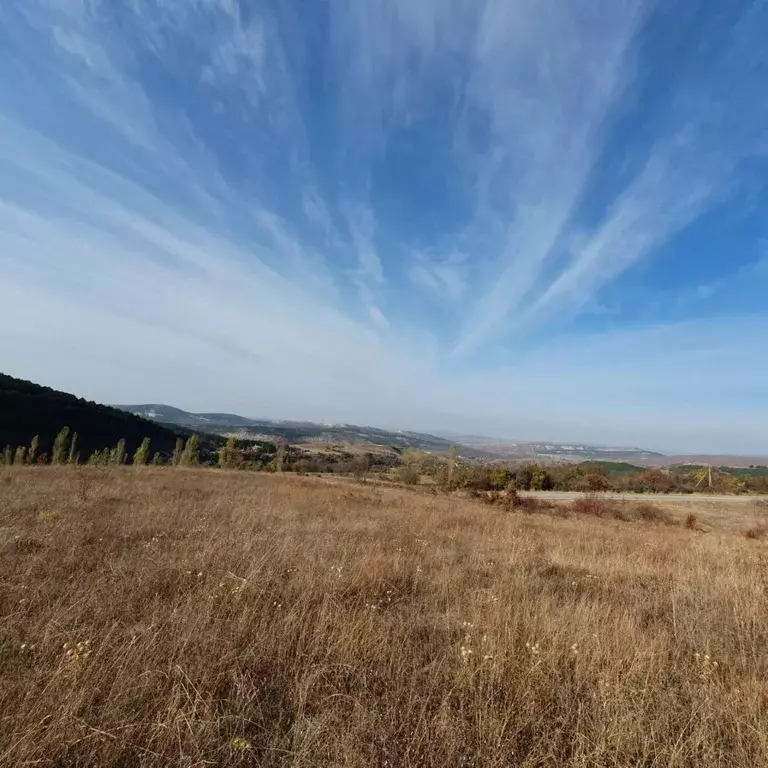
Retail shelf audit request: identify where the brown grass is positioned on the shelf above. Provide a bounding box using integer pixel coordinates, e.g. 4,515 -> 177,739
570,494 -> 673,525
2,467 -> 768,766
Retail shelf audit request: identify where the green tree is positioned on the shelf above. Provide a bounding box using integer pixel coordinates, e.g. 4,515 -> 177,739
133,437 -> 151,466
114,438 -> 126,466
514,463 -> 554,491
491,466 -> 514,491
2,446 -> 11,466
515,464 -> 534,491
531,465 -> 554,491
172,438 -> 184,467
69,432 -> 79,465
152,452 -> 162,466
13,446 -> 27,465
181,435 -> 200,466
218,436 -> 238,469
52,427 -> 71,465
28,435 -> 39,465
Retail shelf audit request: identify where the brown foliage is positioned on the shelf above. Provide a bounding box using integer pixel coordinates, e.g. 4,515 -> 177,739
571,494 -> 673,525
0,468 -> 766,766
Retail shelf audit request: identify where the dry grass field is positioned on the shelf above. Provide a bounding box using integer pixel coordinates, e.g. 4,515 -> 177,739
2,468 -> 768,767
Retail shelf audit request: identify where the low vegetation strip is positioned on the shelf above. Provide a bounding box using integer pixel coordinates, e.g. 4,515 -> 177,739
1,468 -> 767,766
5,422 -> 768,497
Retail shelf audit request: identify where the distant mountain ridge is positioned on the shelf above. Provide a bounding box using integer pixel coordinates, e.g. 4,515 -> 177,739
4,385 -> 762,467
127,405 -> 257,428
116,403 -> 669,462
117,404 -> 467,454
445,433 -> 665,463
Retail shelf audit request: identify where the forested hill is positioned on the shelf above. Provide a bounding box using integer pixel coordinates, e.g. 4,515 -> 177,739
0,373 -> 183,460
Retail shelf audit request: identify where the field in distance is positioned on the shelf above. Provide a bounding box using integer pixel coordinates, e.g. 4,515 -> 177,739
2,468 -> 768,766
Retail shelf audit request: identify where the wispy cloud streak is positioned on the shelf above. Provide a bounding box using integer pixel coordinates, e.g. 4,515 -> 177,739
0,0 -> 767,450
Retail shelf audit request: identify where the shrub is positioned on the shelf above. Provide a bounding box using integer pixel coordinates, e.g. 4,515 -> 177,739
685,513 -> 698,530
571,494 -> 618,518
745,525 -> 767,540
632,502 -> 671,525
397,466 -> 420,485
570,495 -> 672,525
490,466 -> 515,491
460,466 -> 494,492
514,495 -> 544,513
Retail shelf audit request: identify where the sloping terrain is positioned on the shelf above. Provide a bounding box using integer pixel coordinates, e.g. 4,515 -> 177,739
446,433 -> 665,462
0,373 -> 185,459
117,404 -> 473,454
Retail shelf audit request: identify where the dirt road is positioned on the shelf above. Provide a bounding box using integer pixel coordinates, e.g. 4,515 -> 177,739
526,491 -> 766,505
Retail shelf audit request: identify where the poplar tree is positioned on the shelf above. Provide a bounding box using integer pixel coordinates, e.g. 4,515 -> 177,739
114,438 -> 126,466
28,436 -> 39,465
52,427 -> 71,465
172,438 -> 184,467
14,446 -> 27,465
218,436 -> 238,469
133,438 -> 151,466
181,435 -> 200,466
69,432 -> 79,465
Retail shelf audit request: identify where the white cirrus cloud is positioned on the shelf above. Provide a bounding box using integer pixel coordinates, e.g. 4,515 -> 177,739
0,0 -> 767,451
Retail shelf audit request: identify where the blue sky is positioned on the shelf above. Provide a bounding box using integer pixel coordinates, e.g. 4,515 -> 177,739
1,0 -> 767,453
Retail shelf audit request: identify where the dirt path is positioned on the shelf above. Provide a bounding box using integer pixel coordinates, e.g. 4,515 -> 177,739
526,491 -> 766,505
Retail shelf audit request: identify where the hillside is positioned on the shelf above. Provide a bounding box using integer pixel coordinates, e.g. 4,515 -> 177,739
0,374 -> 186,460
117,404 -> 474,455
643,454 -> 768,469
445,434 -> 665,463
117,404 -> 672,461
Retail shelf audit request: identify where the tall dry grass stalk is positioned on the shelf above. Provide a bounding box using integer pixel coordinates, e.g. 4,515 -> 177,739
1,467 -> 767,766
